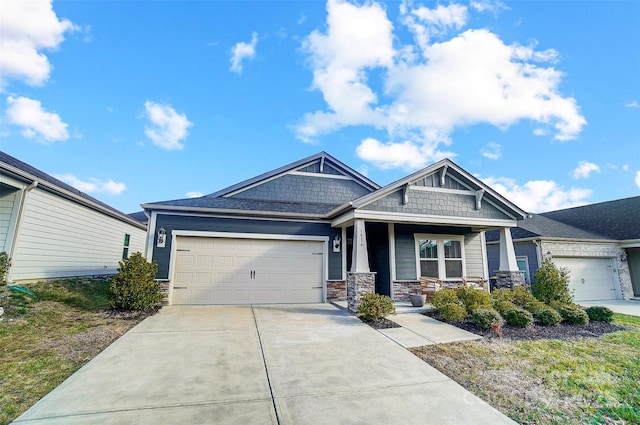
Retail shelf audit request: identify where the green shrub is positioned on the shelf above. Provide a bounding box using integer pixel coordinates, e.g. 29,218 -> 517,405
585,306 -> 614,323
439,303 -> 467,323
536,307 -> 562,326
531,259 -> 573,305
357,293 -> 396,321
503,307 -> 533,328
457,286 -> 492,314
471,308 -> 503,329
431,288 -> 460,311
557,304 -> 589,325
109,253 -> 162,311
491,288 -> 514,304
493,300 -> 518,316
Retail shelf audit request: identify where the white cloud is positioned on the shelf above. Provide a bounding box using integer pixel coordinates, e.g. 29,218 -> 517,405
0,0 -> 77,87
470,0 -> 509,14
5,96 -> 69,142
482,176 -> 591,213
625,100 -> 639,108
635,171 -> 640,189
356,138 -> 432,170
186,191 -> 203,198
230,32 -> 258,73
481,141 -> 501,160
144,101 -> 192,150
573,161 -> 600,179
54,174 -> 126,195
297,0 -> 587,170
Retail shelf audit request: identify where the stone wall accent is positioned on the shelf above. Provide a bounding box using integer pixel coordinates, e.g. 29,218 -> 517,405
494,271 -> 526,290
326,280 -> 346,301
157,280 -> 170,305
393,280 -> 421,302
346,272 -> 376,312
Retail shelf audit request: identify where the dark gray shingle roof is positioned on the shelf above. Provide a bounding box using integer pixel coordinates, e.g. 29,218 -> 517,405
486,214 -> 609,242
541,196 -> 640,240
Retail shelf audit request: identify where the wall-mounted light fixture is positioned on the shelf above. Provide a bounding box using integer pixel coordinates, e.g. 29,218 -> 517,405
157,227 -> 166,248
620,251 -> 627,262
333,234 -> 341,253
544,251 -> 553,260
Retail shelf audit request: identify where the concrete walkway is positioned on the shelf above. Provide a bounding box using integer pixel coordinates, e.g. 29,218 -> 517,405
14,304 -> 515,425
578,300 -> 640,317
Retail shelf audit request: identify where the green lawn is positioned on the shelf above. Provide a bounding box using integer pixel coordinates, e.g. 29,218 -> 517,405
0,279 -> 148,425
411,314 -> 640,424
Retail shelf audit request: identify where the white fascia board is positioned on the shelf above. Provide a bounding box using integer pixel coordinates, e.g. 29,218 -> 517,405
331,210 -> 356,227
352,210 -> 518,228
486,236 -> 620,245
139,204 -> 327,220
620,239 -> 640,248
149,209 -> 331,224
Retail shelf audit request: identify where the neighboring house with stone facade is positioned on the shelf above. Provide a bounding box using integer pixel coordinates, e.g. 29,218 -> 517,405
142,152 -> 528,310
0,151 -> 147,282
486,196 -> 640,302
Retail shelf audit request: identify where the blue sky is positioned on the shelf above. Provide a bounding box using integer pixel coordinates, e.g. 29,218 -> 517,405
1,0 -> 639,214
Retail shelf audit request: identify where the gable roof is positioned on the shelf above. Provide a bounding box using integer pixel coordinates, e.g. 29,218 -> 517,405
1,151 -> 146,230
343,158 -> 528,220
142,151 -> 379,217
540,196 -> 640,240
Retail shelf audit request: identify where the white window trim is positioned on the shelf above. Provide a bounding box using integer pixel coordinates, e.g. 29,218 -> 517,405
516,255 -> 531,284
414,233 -> 466,280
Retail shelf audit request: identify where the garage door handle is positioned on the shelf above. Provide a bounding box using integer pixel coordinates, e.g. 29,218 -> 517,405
173,286 -> 187,289
312,286 -> 322,289
177,249 -> 190,252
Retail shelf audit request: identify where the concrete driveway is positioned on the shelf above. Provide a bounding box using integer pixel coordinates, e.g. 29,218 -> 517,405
579,300 -> 640,316
14,304 -> 515,424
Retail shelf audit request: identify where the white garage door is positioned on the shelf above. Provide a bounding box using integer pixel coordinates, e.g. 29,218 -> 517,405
172,236 -> 324,304
553,257 -> 618,302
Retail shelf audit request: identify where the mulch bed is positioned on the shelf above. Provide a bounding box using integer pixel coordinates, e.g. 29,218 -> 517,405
360,317 -> 402,329
424,310 -> 625,341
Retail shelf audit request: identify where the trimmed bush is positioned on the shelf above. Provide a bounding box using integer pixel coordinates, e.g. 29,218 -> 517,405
532,259 -> 573,305
109,252 -> 162,311
431,288 -> 459,311
357,293 -> 395,321
503,307 -> 534,328
491,288 -> 514,304
585,306 -> 614,323
494,300 -> 518,316
457,286 -> 492,314
471,308 -> 503,330
439,303 -> 467,323
536,307 -> 562,326
557,304 -> 589,325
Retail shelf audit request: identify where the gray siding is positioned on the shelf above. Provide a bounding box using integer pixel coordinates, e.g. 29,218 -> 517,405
464,233 -> 485,278
153,214 -> 341,280
231,174 -> 370,205
487,241 -> 539,281
362,188 -> 512,220
0,187 -> 18,251
393,224 -> 472,280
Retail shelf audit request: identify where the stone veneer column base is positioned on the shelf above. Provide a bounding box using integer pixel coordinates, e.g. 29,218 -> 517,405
347,272 -> 376,312
326,280 -> 347,301
494,271 -> 526,290
393,281 -> 421,302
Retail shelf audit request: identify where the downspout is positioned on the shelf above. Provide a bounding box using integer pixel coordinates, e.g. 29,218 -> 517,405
7,181 -> 38,281
533,239 -> 543,269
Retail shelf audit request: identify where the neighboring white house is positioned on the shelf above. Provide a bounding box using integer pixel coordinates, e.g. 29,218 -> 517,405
1,151 -> 147,282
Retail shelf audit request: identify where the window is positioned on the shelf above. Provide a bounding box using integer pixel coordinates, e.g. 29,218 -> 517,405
516,256 -> 530,284
416,235 -> 465,279
122,234 -> 130,260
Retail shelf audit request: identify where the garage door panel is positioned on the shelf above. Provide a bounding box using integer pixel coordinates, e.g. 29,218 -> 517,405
554,257 -> 617,302
172,236 -> 324,304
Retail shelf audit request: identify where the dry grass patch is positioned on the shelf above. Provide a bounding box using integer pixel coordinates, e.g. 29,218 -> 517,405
0,279 -> 151,425
410,313 -> 640,424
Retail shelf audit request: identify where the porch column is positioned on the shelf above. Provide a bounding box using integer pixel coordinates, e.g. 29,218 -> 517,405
496,227 -> 525,289
351,219 -> 370,272
347,219 -> 375,311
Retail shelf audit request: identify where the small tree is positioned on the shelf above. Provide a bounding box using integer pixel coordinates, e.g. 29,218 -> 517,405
109,252 -> 162,311
531,259 -> 573,305
0,252 -> 11,311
